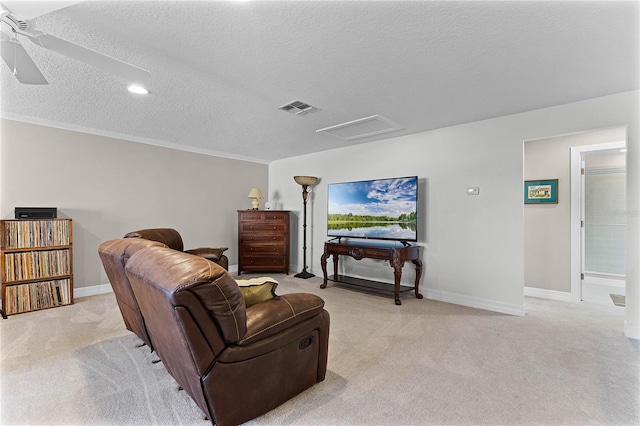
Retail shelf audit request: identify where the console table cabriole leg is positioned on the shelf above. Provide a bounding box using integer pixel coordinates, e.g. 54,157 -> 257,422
320,252 -> 329,289
392,261 -> 404,305
412,259 -> 424,299
332,254 -> 339,281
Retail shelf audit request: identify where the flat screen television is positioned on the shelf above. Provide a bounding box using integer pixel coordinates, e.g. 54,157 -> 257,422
327,176 -> 418,242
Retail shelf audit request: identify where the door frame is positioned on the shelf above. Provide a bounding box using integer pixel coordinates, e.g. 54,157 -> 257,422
570,140 -> 626,302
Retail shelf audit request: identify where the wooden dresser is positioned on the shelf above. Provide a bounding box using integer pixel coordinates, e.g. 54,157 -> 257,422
237,210 -> 290,275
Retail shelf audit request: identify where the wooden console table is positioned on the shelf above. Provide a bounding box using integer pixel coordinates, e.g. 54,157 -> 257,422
320,240 -> 423,305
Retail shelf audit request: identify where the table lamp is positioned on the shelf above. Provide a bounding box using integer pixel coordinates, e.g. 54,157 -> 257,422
247,188 -> 264,210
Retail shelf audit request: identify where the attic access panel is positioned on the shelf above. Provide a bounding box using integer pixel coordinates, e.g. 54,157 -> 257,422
316,115 -> 403,141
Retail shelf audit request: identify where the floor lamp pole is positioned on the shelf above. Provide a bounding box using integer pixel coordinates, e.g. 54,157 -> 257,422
295,183 -> 314,279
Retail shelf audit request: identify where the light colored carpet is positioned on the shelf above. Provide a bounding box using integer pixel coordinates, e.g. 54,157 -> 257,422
1,274 -> 638,425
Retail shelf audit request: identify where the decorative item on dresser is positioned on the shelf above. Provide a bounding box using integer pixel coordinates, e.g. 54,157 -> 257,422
0,218 -> 73,316
293,176 -> 319,279
237,210 -> 290,275
247,187 -> 264,210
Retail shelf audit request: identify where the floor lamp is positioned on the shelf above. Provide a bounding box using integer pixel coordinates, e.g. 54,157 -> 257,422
294,175 -> 318,279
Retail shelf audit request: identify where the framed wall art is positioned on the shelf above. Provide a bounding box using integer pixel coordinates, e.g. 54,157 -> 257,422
524,179 -> 558,204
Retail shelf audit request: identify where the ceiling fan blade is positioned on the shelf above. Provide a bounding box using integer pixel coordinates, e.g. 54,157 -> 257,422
1,1 -> 82,20
0,37 -> 48,84
26,31 -> 150,85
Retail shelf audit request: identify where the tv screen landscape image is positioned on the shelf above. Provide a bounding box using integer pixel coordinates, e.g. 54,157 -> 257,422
327,176 -> 418,242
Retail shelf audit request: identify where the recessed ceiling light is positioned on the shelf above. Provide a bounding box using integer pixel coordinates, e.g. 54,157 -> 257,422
128,85 -> 149,95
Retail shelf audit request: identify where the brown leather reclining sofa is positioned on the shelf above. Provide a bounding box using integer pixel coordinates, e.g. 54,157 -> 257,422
99,228 -> 228,351
98,237 -> 165,349
124,227 -> 229,270
98,238 -> 330,426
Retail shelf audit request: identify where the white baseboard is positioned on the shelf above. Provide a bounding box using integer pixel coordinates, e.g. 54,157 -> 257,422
583,273 -> 625,288
72,265 -> 243,298
425,288 -> 526,316
74,283 -> 113,299
71,275 -> 531,319
0,284 -> 113,309
75,265 -> 255,299
524,286 -> 572,302
624,321 -> 640,340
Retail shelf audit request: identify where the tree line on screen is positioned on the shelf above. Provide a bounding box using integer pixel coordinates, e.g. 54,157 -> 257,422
328,211 -> 416,224
327,221 -> 416,231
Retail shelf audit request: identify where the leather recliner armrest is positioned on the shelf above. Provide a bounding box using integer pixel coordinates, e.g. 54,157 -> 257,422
237,293 -> 325,345
185,247 -> 228,261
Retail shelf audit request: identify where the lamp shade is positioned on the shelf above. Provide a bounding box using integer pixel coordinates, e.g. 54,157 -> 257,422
294,176 -> 318,186
247,188 -> 264,199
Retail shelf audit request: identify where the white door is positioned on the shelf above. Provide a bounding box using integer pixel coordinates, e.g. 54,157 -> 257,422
580,157 -> 586,301
570,141 -> 627,304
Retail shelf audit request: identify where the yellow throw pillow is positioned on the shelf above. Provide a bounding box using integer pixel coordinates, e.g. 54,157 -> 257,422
235,277 -> 279,307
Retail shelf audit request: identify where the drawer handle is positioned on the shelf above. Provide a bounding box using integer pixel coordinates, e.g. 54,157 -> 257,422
250,226 -> 254,230
349,248 -> 365,260
273,226 -> 276,229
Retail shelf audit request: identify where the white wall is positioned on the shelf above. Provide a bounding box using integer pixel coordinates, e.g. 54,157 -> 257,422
269,91 -> 640,339
0,119 -> 268,292
524,127 -> 626,293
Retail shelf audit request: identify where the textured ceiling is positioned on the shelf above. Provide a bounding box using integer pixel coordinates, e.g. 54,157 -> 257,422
1,0 -> 638,163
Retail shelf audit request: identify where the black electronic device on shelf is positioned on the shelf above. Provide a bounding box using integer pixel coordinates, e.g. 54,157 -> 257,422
14,207 -> 57,219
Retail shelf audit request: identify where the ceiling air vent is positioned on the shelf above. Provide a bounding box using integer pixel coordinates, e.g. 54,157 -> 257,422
316,115 -> 403,141
279,100 -> 315,115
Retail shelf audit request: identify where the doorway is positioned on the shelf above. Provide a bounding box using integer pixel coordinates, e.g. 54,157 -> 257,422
570,140 -> 627,304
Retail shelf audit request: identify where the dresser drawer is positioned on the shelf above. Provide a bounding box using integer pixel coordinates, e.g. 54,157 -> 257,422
239,212 -> 288,223
263,212 -> 288,222
241,223 -> 287,233
239,212 -> 264,222
240,234 -> 286,244
240,255 -> 287,269
241,244 -> 286,254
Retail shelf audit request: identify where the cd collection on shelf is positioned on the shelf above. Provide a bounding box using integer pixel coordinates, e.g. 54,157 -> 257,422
2,250 -> 70,282
1,218 -> 73,316
3,279 -> 72,315
2,219 -> 70,248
